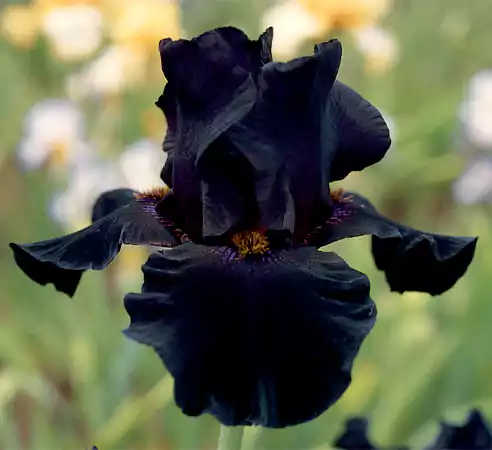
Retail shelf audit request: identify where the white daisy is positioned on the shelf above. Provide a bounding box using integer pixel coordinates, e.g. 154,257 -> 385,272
49,160 -> 125,231
353,26 -> 399,74
119,139 -> 167,191
452,158 -> 492,205
41,5 -> 103,61
17,99 -> 93,171
459,70 -> 492,149
66,45 -> 146,99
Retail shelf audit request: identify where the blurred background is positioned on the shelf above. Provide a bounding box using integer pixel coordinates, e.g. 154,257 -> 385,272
0,0 -> 492,448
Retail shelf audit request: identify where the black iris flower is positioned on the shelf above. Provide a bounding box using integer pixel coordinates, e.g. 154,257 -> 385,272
333,410 -> 492,449
10,27 -> 477,428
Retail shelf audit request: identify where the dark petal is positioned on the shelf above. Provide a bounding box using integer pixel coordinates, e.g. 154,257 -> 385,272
156,26 -> 272,155
226,40 -> 342,240
123,243 -> 376,428
168,153 -> 203,241
430,410 -> 492,449
307,192 -> 477,296
158,34 -> 257,160
329,82 -> 392,182
10,188 -> 138,297
333,418 -> 377,450
91,188 -> 136,222
158,32 -> 261,238
155,84 -> 177,155
160,151 -> 174,188
197,135 -> 259,236
210,26 -> 274,71
10,191 -> 179,297
258,27 -> 274,65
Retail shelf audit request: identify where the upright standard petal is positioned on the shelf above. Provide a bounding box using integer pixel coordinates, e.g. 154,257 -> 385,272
305,191 -> 477,296
226,40 -> 343,240
156,26 -> 273,176
329,82 -> 391,182
158,31 -> 258,160
124,243 -> 376,428
430,410 -> 492,449
205,26 -> 274,72
10,188 -> 180,297
157,29 -> 268,238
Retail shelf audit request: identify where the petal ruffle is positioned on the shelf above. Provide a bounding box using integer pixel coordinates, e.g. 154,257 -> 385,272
329,82 -> 391,182
123,243 -> 376,428
207,26 -> 273,72
157,28 -> 272,238
306,192 -> 477,296
10,189 -> 179,297
226,39 -> 342,240
156,26 -> 273,176
158,32 -> 257,160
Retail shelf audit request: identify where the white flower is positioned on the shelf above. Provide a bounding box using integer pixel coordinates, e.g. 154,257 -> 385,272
353,26 -> 398,74
452,158 -> 492,205
41,6 -> 103,61
459,70 -> 492,149
66,45 -> 146,99
261,0 -> 324,59
17,99 -> 92,171
50,160 -> 124,231
119,139 -> 166,191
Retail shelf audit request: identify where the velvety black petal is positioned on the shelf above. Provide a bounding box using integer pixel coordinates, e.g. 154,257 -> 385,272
329,82 -> 392,182
226,39 -> 342,240
155,84 -> 177,155
10,189 -> 179,297
160,151 -> 174,188
430,410 -> 492,449
197,135 -> 260,235
209,26 -> 274,72
156,26 -> 273,180
158,34 -> 257,160
333,418 -> 377,450
156,26 -> 273,171
158,30 -> 264,238
307,192 -> 477,295
123,243 -> 376,428
91,188 -> 136,222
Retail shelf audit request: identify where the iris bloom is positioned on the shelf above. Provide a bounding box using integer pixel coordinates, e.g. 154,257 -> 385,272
431,410 -> 492,449
333,410 -> 492,449
10,27 -> 477,428
334,417 -> 376,449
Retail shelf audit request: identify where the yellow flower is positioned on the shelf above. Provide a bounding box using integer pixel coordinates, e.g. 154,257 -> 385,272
263,0 -> 392,59
66,45 -> 147,98
299,0 -> 391,31
108,0 -> 181,59
353,26 -> 399,75
115,246 -> 149,288
2,0 -> 182,64
41,5 -> 103,60
34,0 -> 98,8
262,0 -> 325,59
0,4 -> 39,49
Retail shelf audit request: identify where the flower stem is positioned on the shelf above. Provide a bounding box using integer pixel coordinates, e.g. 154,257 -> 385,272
217,425 -> 244,450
